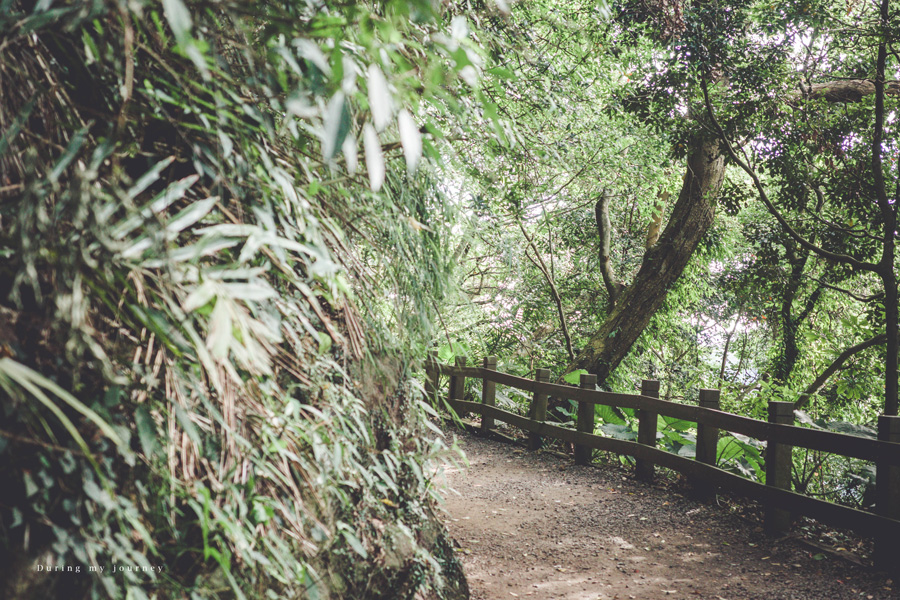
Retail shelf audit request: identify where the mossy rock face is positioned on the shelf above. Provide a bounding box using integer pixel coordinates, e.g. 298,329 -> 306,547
323,517 -> 469,600
424,528 -> 469,600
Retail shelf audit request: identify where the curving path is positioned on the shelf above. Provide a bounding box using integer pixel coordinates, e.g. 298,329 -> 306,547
438,428 -> 895,600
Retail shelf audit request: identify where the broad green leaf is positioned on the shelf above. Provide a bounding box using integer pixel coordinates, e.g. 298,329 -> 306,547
595,403 -> 624,425
823,420 -> 876,439
600,423 -> 636,440
661,415 -> 693,431
563,369 -> 588,385
677,444 -> 696,458
793,410 -> 823,428
662,429 -> 695,448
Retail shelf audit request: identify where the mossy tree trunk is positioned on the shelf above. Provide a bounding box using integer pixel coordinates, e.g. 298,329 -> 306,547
569,135 -> 726,384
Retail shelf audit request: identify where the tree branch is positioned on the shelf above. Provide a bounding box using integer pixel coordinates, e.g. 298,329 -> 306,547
595,189 -> 624,311
517,218 -> 576,362
796,285 -> 823,324
811,278 -> 883,303
796,333 -> 888,407
700,77 -> 878,273
795,79 -> 900,103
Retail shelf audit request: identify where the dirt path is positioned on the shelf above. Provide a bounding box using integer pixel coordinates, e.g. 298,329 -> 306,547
438,429 -> 896,600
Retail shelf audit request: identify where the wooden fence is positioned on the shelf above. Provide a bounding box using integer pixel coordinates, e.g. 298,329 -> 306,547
425,354 -> 900,572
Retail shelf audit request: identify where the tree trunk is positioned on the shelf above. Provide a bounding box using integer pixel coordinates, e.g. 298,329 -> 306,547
569,135 -> 725,382
595,190 -> 623,311
873,0 -> 899,416
773,244 -> 823,384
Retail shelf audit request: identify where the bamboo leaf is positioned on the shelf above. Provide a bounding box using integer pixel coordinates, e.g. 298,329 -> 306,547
126,156 -> 176,200
166,196 -> 218,234
367,64 -> 392,132
398,109 -> 422,174
363,123 -> 385,191
342,131 -> 359,175
0,93 -> 36,157
0,358 -> 123,446
113,175 -> 200,240
182,280 -> 218,312
294,39 -> 331,76
135,406 -> 160,456
161,0 -> 192,45
322,92 -> 350,160
48,126 -> 89,183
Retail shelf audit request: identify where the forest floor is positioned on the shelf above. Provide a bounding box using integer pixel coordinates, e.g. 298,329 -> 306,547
437,425 -> 896,600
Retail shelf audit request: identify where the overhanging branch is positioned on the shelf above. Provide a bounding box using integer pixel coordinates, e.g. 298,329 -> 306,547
700,77 -> 879,273
796,333 -> 888,407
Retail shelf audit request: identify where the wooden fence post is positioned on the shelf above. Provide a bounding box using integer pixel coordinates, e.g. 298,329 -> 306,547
449,356 -> 468,417
875,415 -> 900,574
424,350 -> 440,404
528,368 -> 551,451
575,373 -> 597,465
636,379 -> 660,481
694,388 -> 721,501
765,401 -> 794,536
480,356 -> 497,435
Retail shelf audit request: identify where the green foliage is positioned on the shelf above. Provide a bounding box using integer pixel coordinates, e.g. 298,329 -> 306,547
563,369 -> 589,385
0,0 -> 481,598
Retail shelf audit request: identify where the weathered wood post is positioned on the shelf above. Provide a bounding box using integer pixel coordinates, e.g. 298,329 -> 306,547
765,401 -> 794,536
480,356 -> 497,435
636,379 -> 660,482
575,373 -> 597,465
875,415 -> 900,573
694,388 -> 721,501
449,356 -> 468,418
527,368 -> 551,451
424,350 -> 440,404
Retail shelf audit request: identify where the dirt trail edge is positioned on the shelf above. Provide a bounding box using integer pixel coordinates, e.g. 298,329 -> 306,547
437,429 -> 895,600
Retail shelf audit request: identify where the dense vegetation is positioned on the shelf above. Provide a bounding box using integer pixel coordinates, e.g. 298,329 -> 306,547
0,0 -> 474,598
0,0 -> 897,598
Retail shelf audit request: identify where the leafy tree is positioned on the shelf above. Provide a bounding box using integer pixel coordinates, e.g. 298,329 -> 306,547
700,0 -> 900,413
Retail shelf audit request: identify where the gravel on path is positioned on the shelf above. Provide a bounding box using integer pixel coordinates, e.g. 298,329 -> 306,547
437,428 -> 896,600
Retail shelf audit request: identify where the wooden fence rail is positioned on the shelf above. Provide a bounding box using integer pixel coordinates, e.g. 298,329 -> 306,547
425,354 -> 900,572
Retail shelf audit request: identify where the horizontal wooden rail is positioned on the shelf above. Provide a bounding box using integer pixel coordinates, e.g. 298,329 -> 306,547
425,354 -> 900,571
432,364 -> 900,466
450,399 -> 900,538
